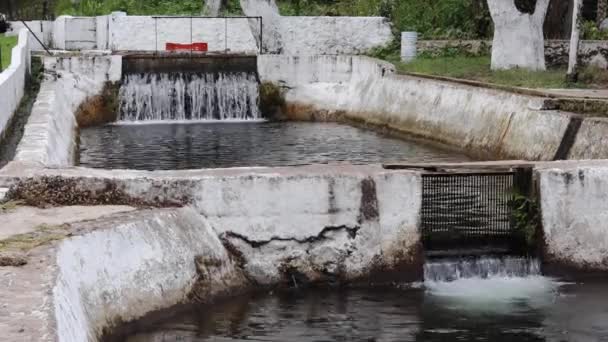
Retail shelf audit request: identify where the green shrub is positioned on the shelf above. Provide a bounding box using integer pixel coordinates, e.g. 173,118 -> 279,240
55,0 -> 203,16
582,20 -> 608,40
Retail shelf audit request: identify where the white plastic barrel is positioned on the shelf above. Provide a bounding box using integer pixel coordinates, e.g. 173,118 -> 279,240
401,32 -> 418,63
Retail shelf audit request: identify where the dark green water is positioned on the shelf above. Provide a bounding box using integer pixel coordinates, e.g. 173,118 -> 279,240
78,121 -> 469,170
105,275 -> 608,342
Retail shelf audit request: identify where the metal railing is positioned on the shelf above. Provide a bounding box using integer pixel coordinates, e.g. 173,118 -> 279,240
421,171 -> 518,252
151,16 -> 263,55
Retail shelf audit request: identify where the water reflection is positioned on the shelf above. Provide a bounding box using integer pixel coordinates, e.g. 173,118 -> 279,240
79,122 -> 470,170
108,278 -> 608,342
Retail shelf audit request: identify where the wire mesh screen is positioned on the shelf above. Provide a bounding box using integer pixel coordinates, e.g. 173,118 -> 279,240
421,172 -> 516,251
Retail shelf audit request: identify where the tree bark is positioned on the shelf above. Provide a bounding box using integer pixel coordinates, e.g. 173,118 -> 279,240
567,0 -> 583,82
487,0 -> 551,71
598,0 -> 608,25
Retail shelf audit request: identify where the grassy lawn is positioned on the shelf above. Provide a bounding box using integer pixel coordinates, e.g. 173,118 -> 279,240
378,53 -> 608,89
0,34 -> 18,71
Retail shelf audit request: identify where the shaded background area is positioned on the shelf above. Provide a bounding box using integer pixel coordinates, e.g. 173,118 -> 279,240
0,0 -> 603,39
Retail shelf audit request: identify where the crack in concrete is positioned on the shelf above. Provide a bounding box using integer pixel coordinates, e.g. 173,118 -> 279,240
222,225 -> 361,248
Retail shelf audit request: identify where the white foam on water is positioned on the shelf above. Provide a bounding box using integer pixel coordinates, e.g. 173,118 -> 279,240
423,256 -> 564,314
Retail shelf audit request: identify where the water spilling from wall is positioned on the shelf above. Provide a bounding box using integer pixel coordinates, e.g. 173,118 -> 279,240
424,256 -> 541,282
118,72 -> 261,121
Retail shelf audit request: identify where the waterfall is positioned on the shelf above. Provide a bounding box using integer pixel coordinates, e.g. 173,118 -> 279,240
118,72 -> 261,122
424,256 -> 541,282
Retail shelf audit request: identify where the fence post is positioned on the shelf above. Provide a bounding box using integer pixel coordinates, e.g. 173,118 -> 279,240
225,17 -> 228,53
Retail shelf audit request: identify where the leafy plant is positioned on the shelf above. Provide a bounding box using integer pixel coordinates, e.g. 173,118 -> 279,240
508,192 -> 540,249
582,20 -> 608,40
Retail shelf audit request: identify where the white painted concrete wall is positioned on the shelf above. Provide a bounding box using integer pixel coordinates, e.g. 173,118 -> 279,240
110,15 -> 259,53
260,55 -> 571,161
14,55 -> 121,167
258,54 -> 394,86
0,29 -> 30,140
538,164 -> 608,270
54,207 -> 243,342
279,17 -> 393,55
241,0 -> 392,54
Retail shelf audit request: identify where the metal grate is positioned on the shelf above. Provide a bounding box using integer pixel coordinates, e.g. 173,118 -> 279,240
421,172 -> 516,251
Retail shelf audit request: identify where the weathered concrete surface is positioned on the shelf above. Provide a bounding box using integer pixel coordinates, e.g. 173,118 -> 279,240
0,207 -> 246,342
0,205 -> 135,240
54,208 -> 244,341
0,164 -> 424,341
12,55 -> 121,167
538,164 -> 608,270
567,118 -> 608,159
261,55 -> 572,161
0,163 -> 423,284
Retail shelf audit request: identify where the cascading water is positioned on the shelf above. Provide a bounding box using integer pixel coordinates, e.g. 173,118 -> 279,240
424,256 -> 541,282
423,256 -> 559,312
118,72 -> 261,121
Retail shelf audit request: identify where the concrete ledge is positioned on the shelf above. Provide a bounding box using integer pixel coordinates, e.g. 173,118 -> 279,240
0,164 -> 423,341
259,55 -> 583,161
538,164 -> 608,271
12,55 -> 121,167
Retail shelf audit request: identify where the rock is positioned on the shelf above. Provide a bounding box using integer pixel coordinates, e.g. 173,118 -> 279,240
589,54 -> 608,69
600,18 -> 608,31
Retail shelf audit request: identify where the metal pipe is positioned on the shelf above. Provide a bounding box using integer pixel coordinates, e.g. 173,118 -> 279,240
20,20 -> 52,55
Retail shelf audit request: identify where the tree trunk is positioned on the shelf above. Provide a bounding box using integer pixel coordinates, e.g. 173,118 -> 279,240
598,0 -> 608,25
567,0 -> 583,81
487,0 -> 551,71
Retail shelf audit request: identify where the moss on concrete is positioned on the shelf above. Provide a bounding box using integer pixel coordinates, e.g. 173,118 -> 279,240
0,224 -> 70,253
259,81 -> 286,120
7,176 -> 191,208
75,81 -> 120,127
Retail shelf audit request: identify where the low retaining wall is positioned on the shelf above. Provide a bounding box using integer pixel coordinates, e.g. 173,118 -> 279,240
0,29 -> 30,141
54,208 -> 243,341
0,164 -> 422,341
259,55 -> 577,161
13,55 -> 121,167
418,39 -> 608,67
538,163 -> 608,270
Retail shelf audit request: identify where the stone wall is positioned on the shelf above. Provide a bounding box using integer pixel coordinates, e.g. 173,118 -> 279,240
418,39 -> 608,68
0,29 -> 30,141
13,55 -> 121,167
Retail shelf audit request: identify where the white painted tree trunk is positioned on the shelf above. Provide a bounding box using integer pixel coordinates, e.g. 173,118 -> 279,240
487,0 -> 551,71
567,0 -> 583,78
204,0 -> 222,16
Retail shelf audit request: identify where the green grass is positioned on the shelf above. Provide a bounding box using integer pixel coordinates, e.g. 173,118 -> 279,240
0,34 -> 18,71
383,54 -> 577,89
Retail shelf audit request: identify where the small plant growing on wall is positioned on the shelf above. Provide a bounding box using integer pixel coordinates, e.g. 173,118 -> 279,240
509,191 -> 540,253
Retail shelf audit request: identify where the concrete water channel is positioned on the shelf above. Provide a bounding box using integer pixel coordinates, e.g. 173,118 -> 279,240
2,42 -> 608,341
